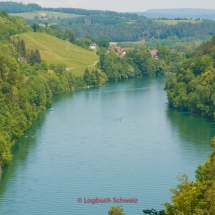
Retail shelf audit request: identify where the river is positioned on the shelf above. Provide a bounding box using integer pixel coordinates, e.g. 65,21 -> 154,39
0,76 -> 214,215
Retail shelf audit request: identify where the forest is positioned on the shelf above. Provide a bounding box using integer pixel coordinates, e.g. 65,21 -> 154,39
0,2 -> 137,18
1,2 -> 215,42
165,35 -> 215,120
24,15 -> 215,42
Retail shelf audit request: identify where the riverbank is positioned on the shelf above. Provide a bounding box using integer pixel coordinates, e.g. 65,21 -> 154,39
0,76 -> 214,215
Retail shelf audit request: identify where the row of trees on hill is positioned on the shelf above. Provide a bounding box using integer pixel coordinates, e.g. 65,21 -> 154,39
30,23 -> 110,50
0,10 -> 31,40
0,2 -> 42,13
16,39 -> 41,65
0,1 -> 138,18
3,1 -> 213,43
97,43 -> 190,81
24,14 -> 215,42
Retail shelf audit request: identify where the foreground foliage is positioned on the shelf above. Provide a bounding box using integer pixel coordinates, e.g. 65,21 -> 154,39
164,137 -> 215,215
108,206 -> 125,215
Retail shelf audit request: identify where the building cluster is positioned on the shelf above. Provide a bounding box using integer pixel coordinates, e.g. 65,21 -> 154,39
90,43 -> 176,59
107,45 -> 135,58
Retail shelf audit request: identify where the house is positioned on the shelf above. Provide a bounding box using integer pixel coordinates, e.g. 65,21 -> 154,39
109,46 -> 121,52
18,57 -> 27,62
90,42 -> 97,49
119,52 -> 126,58
150,50 -> 159,59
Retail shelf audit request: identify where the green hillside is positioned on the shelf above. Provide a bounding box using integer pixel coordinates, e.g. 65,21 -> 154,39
15,32 -> 98,76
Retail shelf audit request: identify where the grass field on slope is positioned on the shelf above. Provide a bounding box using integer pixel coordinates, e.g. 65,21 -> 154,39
155,19 -> 201,25
16,32 -> 98,76
10,11 -> 82,19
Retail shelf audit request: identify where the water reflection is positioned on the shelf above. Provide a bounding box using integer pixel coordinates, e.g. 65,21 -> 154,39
0,91 -> 78,199
166,108 -> 214,157
0,110 -> 47,199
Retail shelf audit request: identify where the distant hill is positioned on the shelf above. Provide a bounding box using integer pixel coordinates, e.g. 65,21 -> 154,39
0,1 -> 42,13
2,2 -> 215,42
137,8 -> 215,20
0,1 -> 137,18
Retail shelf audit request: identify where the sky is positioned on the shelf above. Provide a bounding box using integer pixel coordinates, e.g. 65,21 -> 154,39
5,0 -> 215,12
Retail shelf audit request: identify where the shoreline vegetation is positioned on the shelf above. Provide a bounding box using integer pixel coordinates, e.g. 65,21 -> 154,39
0,10 -> 180,171
163,35 -> 215,214
1,5 -> 215,214
0,7 -> 208,171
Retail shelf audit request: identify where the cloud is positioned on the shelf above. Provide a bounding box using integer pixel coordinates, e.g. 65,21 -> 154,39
65,0 -> 86,7
34,0 -> 61,7
5,0 -> 215,12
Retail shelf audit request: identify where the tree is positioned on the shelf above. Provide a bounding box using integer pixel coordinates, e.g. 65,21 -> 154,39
0,56 -> 7,79
0,135 -> 12,166
54,63 -> 66,75
34,50 -> 41,64
17,39 -> 27,57
66,28 -> 76,43
192,56 -> 213,76
163,174 -> 202,215
0,10 -> 9,18
32,23 -> 40,32
98,38 -> 109,48
157,46 -> 171,65
83,68 -> 91,85
108,206 -> 125,215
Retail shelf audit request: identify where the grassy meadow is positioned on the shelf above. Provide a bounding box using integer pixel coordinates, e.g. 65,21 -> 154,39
15,32 -> 98,76
10,11 -> 83,19
116,40 -> 145,48
155,19 -> 202,25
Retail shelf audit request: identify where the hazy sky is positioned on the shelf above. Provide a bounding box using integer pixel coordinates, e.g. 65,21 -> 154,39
7,0 -> 215,12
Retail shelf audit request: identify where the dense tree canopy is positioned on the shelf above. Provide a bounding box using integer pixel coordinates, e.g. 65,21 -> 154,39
98,48 -> 168,81
165,35 -> 215,119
